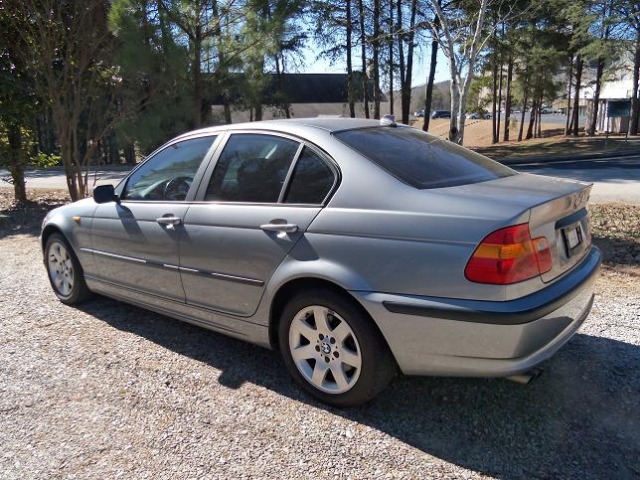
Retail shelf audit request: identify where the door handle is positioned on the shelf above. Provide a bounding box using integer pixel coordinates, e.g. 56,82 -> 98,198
156,215 -> 182,229
260,222 -> 298,233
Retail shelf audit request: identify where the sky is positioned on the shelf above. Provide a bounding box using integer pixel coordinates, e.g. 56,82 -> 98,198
299,43 -> 451,90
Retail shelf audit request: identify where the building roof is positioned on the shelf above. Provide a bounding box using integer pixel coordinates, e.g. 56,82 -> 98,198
207,73 -> 385,105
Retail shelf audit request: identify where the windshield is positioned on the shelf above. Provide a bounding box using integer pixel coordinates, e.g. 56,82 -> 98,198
334,126 -> 515,189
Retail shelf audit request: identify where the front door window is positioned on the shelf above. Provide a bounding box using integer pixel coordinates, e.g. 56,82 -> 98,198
123,136 -> 216,201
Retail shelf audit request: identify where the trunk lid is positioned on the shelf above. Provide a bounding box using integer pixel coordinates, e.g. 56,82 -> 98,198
442,172 -> 593,283
527,181 -> 592,282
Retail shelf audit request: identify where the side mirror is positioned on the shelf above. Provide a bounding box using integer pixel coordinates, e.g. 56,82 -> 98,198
93,184 -> 118,204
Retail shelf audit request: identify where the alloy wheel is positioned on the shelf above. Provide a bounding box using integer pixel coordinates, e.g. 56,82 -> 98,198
288,305 -> 362,394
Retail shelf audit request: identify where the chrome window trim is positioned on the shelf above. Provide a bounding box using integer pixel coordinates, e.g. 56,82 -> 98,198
81,248 -> 264,286
116,133 -> 222,202
193,129 -> 341,207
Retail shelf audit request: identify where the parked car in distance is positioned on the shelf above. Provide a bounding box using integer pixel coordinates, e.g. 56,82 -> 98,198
466,111 -> 491,120
431,110 -> 451,119
42,118 -> 601,407
414,109 -> 425,118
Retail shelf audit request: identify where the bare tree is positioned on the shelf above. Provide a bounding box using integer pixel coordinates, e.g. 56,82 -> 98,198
427,0 -> 492,144
17,0 -> 120,200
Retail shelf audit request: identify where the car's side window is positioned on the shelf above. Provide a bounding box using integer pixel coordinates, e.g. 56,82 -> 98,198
284,148 -> 335,204
122,136 -> 216,201
205,134 -> 300,203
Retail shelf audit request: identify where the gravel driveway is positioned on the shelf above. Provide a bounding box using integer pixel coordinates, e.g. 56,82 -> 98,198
1,231 -> 639,479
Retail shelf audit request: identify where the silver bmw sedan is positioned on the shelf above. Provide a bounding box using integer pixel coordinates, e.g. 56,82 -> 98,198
41,118 -> 601,406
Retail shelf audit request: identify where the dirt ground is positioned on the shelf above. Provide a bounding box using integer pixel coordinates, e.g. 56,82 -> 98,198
1,188 -> 639,479
414,118 -> 569,148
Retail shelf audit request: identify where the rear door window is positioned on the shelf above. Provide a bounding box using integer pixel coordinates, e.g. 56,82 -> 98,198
284,148 -> 335,204
205,134 -> 300,203
334,127 -> 515,189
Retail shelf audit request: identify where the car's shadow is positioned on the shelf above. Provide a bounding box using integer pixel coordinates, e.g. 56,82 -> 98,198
78,296 -> 640,479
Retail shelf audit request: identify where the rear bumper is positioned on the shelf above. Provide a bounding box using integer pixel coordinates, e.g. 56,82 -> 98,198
353,246 -> 601,377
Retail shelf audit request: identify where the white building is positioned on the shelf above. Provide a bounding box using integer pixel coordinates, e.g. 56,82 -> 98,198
583,60 -> 635,133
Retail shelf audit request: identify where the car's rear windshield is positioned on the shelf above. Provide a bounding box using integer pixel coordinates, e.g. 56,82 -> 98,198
334,126 -> 515,189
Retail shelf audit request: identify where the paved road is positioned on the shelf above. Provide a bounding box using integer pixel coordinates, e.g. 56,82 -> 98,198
504,112 -> 583,126
2,153 -> 639,204
513,154 -> 640,204
0,167 -> 131,191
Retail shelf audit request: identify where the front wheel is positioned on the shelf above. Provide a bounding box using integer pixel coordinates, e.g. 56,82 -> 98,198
45,233 -> 92,305
279,289 -> 396,407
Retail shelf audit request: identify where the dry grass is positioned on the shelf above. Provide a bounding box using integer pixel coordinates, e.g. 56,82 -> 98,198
0,188 -> 69,235
413,118 -> 566,148
413,118 -> 640,161
590,204 -> 640,274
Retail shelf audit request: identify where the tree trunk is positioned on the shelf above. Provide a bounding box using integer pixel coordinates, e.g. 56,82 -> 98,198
423,36 -> 438,132
60,135 -> 79,201
397,0 -> 405,118
36,115 -> 45,153
372,0 -> 381,119
274,54 -> 290,118
223,102 -> 232,123
491,51 -> 498,144
7,124 -> 27,205
400,0 -> 417,124
491,14 -> 498,144
518,73 -> 529,142
503,55 -> 513,141
388,0 -> 394,116
213,0 -> 232,124
443,0 -> 488,144
629,28 -> 640,135
537,92 -> 543,138
358,0 -> 369,118
496,55 -> 504,143
588,0 -> 611,135
254,55 -> 265,121
565,55 -> 574,135
571,55 -> 583,137
193,28 -> 203,128
526,99 -> 536,140
346,0 -> 356,117
124,142 -> 135,164
588,59 -> 604,135
11,162 -> 27,205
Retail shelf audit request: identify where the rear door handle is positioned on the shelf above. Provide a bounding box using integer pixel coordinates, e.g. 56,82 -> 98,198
260,222 -> 298,233
156,215 -> 182,229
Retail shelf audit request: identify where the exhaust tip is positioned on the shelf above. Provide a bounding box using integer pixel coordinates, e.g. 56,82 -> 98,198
506,368 -> 544,385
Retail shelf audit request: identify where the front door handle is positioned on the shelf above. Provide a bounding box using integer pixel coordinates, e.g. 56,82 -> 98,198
156,215 -> 182,229
260,222 -> 298,234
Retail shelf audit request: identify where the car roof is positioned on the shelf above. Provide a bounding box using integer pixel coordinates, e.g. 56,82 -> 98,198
175,118 -> 391,140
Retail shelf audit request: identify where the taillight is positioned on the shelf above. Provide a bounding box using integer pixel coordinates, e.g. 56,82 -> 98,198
465,224 -> 553,284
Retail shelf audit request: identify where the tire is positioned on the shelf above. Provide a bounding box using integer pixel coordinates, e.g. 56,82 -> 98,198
44,233 -> 92,305
279,289 -> 396,407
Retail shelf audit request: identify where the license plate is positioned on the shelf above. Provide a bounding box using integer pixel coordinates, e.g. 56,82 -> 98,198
567,227 -> 580,249
564,225 -> 583,255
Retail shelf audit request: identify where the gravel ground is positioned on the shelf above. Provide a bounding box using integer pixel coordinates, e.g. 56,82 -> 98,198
1,190 -> 639,479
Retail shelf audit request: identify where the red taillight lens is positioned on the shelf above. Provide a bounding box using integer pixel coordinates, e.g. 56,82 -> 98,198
465,224 -> 553,284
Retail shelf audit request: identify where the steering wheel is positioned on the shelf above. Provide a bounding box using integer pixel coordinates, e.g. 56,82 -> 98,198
164,176 -> 192,200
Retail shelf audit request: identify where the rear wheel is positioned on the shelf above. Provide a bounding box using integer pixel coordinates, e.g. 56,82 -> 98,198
45,233 -> 91,305
279,289 -> 396,407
